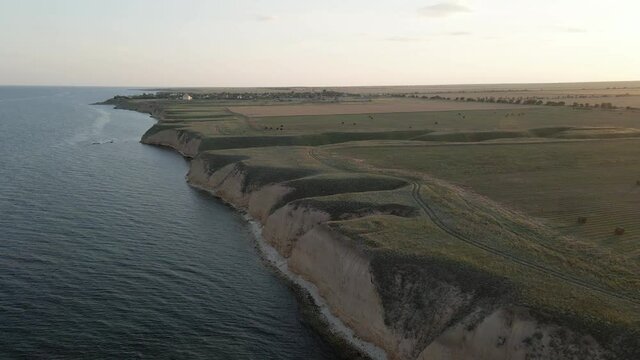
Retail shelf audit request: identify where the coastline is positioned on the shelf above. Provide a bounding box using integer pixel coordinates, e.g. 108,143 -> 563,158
188,181 -> 384,360
100,97 -> 640,360
95,100 -> 380,358
118,100 -> 386,358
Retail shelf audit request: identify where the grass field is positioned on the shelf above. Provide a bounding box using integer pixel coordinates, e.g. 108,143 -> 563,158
200,143 -> 640,339
136,97 -> 640,136
328,139 -> 640,259
251,106 -> 640,134
229,98 -> 528,117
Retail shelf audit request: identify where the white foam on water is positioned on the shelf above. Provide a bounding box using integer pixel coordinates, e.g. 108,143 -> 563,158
91,107 -> 112,136
66,107 -> 113,145
245,215 -> 388,360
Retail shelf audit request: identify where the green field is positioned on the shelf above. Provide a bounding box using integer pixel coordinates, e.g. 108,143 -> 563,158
196,141 -> 640,345
136,99 -> 640,150
329,139 -> 640,257
252,106 -> 640,134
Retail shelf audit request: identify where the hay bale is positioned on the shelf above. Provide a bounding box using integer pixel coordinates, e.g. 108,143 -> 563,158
577,217 -> 587,224
614,227 -> 625,236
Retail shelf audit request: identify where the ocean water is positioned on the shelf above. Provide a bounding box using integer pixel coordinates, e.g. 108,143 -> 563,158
0,87 -> 337,359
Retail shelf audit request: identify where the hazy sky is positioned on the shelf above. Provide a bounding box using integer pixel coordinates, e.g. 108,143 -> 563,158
1,0 -> 638,87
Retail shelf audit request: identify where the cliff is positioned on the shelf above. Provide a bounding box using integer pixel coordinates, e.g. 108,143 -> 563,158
142,127 -> 202,157
93,85 -> 640,360
139,126 -> 624,360
203,158 -> 621,359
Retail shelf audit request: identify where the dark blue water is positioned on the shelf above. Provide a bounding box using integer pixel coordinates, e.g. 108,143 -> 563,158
0,87 -> 336,359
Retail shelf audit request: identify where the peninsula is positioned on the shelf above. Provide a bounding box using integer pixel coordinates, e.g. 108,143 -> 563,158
101,82 -> 640,359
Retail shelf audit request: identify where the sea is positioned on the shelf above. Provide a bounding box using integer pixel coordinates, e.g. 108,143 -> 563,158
0,86 -> 338,359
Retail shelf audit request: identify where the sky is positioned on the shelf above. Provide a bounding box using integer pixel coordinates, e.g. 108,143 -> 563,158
0,0 -> 638,87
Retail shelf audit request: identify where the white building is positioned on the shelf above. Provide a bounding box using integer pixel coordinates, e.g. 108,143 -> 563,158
182,94 -> 193,101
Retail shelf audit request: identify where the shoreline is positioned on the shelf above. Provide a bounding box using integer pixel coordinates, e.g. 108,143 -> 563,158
188,181 -> 385,360
103,100 -> 371,356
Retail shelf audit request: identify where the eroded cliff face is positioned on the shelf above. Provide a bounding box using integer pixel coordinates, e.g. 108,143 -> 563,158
419,307 -> 609,360
153,130 -> 614,360
288,226 -> 401,354
141,128 -> 202,158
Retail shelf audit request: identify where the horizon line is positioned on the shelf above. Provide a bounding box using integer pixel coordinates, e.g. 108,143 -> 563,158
1,79 -> 640,89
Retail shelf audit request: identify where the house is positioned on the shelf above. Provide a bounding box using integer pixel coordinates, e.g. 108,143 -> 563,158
182,93 -> 193,101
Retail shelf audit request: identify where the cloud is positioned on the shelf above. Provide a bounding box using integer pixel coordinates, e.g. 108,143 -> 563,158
418,1 -> 471,18
256,15 -> 278,22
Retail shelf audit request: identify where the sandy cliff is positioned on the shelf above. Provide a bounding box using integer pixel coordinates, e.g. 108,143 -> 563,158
183,140 -> 613,360
142,128 -> 202,158
137,126 -> 618,360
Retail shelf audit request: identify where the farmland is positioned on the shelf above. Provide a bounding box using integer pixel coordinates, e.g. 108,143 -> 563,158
229,98 -> 528,117
163,80 -> 640,108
